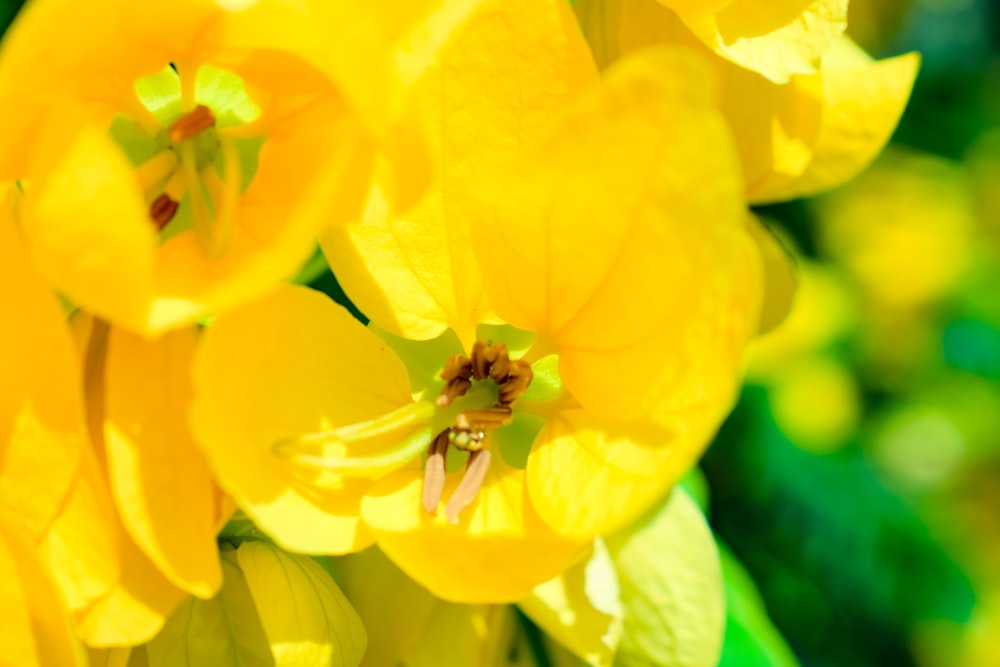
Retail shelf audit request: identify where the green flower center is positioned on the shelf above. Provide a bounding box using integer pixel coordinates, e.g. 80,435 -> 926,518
109,63 -> 265,255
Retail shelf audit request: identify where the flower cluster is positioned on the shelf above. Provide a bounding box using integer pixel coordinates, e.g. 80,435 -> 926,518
0,0 -> 916,664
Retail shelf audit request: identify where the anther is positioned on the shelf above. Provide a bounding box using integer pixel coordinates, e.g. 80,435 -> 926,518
470,341 -> 490,381
169,104 -> 216,143
436,377 -> 472,407
487,344 -> 511,384
498,360 -> 534,405
422,430 -> 450,513
440,354 -> 473,382
149,193 -> 179,230
445,450 -> 492,524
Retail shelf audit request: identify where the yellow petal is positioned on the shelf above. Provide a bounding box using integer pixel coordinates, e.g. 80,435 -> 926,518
146,546 -> 274,667
525,408 -> 720,538
19,126 -> 158,329
322,0 -> 597,346
75,523 -> 187,647
191,285 -> 413,554
0,191 -> 87,539
0,519 -> 86,667
104,326 -> 221,599
360,453 -> 588,603
519,539 -> 624,666
679,0 -> 849,83
238,541 -> 366,667
745,215 -> 797,334
337,547 -> 528,667
38,439 -> 120,614
607,489 -> 725,667
748,43 -> 920,203
473,46 -> 750,421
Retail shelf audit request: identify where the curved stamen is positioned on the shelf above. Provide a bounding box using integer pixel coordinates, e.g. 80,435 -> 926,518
445,450 -> 492,524
275,425 -> 434,477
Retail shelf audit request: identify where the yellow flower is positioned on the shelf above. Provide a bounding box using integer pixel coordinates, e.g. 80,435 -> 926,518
0,189 -> 89,665
575,0 -> 920,204
0,0 -> 481,335
191,0 -> 762,603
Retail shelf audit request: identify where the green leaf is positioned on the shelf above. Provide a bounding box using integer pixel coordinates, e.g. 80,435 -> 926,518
238,542 -> 366,667
606,489 -> 724,667
717,544 -> 799,667
519,539 -> 624,666
146,546 -> 274,667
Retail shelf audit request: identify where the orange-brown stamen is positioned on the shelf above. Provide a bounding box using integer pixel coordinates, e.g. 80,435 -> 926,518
149,193 -> 179,230
169,104 -> 216,143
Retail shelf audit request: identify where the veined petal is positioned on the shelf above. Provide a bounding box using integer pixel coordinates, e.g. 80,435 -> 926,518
74,523 -> 187,647
360,454 -> 588,603
677,0 -> 848,83
747,42 -> 920,203
0,189 -> 86,540
473,46 -> 750,421
525,409 -> 720,538
191,285 -> 414,554
146,546 -> 273,667
322,0 -> 597,346
238,541 -> 366,667
0,519 -> 86,667
338,550 -> 527,667
104,326 -> 221,599
37,438 -> 120,614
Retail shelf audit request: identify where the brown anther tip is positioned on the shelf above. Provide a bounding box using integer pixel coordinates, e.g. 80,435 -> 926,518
498,362 -> 534,405
149,193 -> 179,230
470,341 -> 490,381
440,354 -> 473,382
169,104 -> 216,143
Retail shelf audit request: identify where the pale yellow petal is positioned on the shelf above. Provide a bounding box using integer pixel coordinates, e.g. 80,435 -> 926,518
0,192 -> 87,539
104,327 -> 221,599
191,285 -> 413,554
38,440 -> 120,614
0,520 -> 86,667
748,44 -> 920,202
75,524 -> 187,647
322,0 -> 597,346
680,0 -> 849,83
238,541 -> 366,667
473,46 -> 750,421
361,454 -> 588,603
146,547 -> 274,667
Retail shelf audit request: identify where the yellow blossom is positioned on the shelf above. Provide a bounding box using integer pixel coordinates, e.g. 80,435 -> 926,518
0,0 -> 482,335
574,0 -> 920,203
0,190 -> 89,665
191,0 -> 762,603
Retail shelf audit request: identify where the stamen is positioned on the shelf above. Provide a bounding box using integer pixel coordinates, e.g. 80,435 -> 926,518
445,450 -> 492,524
422,430 -> 450,513
498,360 -> 534,405
455,406 -> 512,430
149,194 -> 179,230
169,104 -> 216,143
135,151 -> 179,195
436,376 -> 472,407
275,425 -> 433,477
440,354 -> 473,382
470,340 -> 490,381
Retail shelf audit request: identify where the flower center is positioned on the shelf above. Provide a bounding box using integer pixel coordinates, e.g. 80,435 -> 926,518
271,339 -> 535,524
110,64 -> 265,256
423,341 -> 534,522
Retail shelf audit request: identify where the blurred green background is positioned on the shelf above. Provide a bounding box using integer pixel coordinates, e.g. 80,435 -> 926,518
724,1 -> 1000,665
